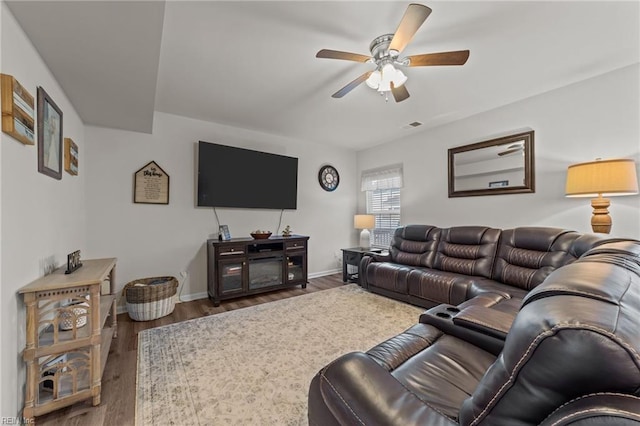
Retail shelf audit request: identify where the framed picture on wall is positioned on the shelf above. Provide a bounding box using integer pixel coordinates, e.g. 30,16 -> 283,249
37,86 -> 63,180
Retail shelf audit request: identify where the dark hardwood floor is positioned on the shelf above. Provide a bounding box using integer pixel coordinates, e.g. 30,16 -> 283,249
34,273 -> 344,425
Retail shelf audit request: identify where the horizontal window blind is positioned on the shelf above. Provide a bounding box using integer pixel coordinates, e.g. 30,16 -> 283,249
364,165 -> 402,247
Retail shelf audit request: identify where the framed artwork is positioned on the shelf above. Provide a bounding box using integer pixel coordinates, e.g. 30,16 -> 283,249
37,86 -> 63,180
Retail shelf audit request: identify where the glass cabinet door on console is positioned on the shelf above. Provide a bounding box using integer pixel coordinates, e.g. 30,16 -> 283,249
285,240 -> 307,286
218,259 -> 246,295
217,245 -> 247,296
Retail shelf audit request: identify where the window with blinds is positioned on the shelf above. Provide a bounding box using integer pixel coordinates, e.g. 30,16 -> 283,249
362,165 -> 402,248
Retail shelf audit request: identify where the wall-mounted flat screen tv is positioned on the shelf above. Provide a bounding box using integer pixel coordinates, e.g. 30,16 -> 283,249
197,141 -> 298,209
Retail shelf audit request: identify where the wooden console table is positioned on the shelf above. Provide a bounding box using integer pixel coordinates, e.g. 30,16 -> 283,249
18,258 -> 117,420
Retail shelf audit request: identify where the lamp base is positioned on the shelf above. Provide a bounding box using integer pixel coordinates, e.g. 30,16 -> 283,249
591,196 -> 612,234
359,229 -> 371,249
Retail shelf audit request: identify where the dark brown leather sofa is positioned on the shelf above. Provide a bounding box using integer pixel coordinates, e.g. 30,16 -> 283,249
360,225 -> 604,310
308,239 -> 640,425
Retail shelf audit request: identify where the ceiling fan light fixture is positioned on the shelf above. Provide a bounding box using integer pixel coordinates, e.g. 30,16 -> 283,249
378,75 -> 392,93
391,67 -> 407,88
365,70 -> 382,89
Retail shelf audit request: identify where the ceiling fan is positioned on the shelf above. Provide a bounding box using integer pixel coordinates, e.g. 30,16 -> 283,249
498,143 -> 525,156
316,3 -> 470,102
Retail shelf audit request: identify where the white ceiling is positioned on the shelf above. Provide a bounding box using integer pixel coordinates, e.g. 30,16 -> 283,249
6,1 -> 640,150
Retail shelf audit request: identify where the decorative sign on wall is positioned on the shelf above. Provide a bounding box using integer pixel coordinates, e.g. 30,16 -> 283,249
64,138 -> 78,175
0,73 -> 35,145
134,161 -> 170,204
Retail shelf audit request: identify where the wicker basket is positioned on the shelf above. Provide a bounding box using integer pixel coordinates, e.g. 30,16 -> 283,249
123,276 -> 178,321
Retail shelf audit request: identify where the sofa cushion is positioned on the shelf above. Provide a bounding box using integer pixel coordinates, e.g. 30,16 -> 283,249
491,227 -> 603,291
434,227 -> 501,279
366,323 -> 497,421
389,225 -> 441,267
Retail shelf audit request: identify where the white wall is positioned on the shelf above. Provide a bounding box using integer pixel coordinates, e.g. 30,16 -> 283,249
85,111 -> 357,301
357,64 -> 640,239
0,2 -> 87,417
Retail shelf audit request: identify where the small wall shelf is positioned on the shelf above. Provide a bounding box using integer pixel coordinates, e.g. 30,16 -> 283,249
1,74 -> 35,145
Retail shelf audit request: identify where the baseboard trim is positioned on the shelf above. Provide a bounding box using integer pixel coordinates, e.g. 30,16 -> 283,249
179,292 -> 208,302
308,269 -> 340,279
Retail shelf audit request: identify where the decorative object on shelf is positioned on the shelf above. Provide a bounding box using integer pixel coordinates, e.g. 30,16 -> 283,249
65,250 -> 83,274
251,230 -> 272,239
565,158 -> 639,234
448,130 -> 535,197
282,225 -> 292,237
354,214 -> 375,248
134,160 -> 169,204
59,299 -> 89,330
64,137 -> 78,175
1,74 -> 35,145
219,225 -> 231,241
123,276 -> 178,321
318,164 -> 340,191
37,86 -> 63,180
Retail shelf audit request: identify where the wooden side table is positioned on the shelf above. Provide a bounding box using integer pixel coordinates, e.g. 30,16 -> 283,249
341,247 -> 382,283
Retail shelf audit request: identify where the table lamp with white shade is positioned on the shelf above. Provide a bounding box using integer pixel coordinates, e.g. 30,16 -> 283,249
354,214 -> 376,248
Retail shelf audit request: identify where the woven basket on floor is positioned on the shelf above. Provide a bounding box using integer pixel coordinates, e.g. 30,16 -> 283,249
123,276 -> 178,321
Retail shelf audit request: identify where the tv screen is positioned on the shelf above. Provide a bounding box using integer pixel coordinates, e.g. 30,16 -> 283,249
197,141 -> 298,209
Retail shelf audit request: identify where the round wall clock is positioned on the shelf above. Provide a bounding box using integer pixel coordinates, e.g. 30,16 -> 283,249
318,165 -> 340,192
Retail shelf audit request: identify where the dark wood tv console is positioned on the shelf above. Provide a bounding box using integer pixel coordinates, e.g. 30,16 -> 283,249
206,235 -> 309,306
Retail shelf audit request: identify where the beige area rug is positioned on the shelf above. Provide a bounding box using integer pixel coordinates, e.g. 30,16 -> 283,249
136,284 -> 424,425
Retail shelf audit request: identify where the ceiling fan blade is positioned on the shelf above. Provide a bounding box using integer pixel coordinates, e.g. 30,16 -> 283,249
388,4 -> 432,54
407,50 -> 470,67
391,83 -> 410,103
331,71 -> 372,98
316,49 -> 371,62
498,148 -> 523,156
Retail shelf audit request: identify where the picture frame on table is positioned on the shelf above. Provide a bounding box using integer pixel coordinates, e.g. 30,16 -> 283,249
37,86 -> 63,180
219,225 -> 231,241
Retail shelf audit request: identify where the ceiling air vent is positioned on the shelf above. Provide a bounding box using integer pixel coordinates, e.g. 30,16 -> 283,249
402,121 -> 423,130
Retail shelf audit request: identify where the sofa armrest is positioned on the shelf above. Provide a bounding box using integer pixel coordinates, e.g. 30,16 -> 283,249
366,252 -> 391,262
452,305 -> 514,340
358,252 -> 391,288
308,352 -> 456,426
539,393 -> 640,425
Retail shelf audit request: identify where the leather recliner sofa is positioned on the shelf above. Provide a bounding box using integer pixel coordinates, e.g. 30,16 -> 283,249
308,240 -> 640,425
360,225 -> 604,311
